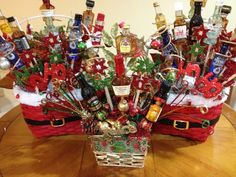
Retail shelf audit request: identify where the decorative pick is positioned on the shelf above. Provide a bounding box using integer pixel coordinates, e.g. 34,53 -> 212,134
92,58 -> 108,75
192,25 -> 209,41
44,32 -> 60,48
188,42 -> 205,57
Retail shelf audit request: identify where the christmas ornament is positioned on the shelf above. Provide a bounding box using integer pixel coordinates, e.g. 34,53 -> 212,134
192,25 -> 209,41
91,58 -> 108,75
0,57 -> 11,70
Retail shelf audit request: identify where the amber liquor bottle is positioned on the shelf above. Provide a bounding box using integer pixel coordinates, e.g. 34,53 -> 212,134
82,0 -> 95,32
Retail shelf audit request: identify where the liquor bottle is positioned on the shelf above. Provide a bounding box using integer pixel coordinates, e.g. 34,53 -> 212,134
173,2 -> 187,54
0,11 -> 12,35
161,28 -> 178,57
153,2 -> 167,29
0,36 -> 24,70
209,41 -> 230,78
92,13 -> 105,46
68,14 -> 83,68
76,73 -> 107,121
221,5 -> 231,29
146,80 -> 171,122
188,0 -> 207,19
82,0 -> 95,32
7,17 -> 30,53
209,0 -> 224,27
115,24 -> 137,56
112,54 -> 131,113
189,0 -> 203,42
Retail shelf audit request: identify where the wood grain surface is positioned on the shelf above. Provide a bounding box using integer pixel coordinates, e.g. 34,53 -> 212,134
0,105 -> 236,177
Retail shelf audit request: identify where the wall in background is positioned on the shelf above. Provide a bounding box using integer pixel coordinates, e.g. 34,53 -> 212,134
1,0 -> 236,109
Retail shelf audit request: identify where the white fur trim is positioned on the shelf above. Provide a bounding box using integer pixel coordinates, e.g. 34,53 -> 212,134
13,85 -> 83,107
166,87 -> 229,108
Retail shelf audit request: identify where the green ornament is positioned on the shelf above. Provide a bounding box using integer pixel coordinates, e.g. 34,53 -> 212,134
166,71 -> 176,83
188,42 -> 205,57
78,42 -> 86,50
49,52 -> 63,64
95,110 -> 107,121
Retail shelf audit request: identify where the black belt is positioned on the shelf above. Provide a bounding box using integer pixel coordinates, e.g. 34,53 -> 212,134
157,116 -> 220,130
24,116 -> 81,128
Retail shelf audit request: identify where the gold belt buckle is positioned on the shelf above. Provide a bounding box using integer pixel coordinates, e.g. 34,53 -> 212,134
173,120 -> 189,130
50,119 -> 65,127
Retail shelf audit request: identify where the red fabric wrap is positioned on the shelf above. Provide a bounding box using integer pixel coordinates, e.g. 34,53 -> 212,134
152,104 -> 223,141
20,104 -> 84,138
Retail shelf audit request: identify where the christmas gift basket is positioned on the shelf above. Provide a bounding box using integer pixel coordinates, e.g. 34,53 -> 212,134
0,0 -> 236,168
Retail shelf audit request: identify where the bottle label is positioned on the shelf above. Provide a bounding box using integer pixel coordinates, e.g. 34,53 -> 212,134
146,104 -> 162,122
7,52 -> 24,69
83,15 -> 93,29
174,25 -> 187,40
87,96 -> 102,112
14,38 -> 24,52
120,39 -> 131,54
209,55 -> 226,76
183,75 -> 196,88
0,23 -> 12,34
112,85 -> 131,96
21,37 -> 30,50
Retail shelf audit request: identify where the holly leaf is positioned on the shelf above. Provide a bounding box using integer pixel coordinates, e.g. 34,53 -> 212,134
127,58 -> 136,68
103,30 -> 113,47
102,48 -> 115,61
110,23 -> 119,39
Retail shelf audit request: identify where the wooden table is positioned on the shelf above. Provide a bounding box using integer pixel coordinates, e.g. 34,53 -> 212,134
0,105 -> 236,177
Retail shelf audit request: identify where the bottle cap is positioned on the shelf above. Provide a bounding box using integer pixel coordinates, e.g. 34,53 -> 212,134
74,14 -> 82,21
221,5 -> 232,14
7,16 -> 15,23
96,13 -> 105,21
153,2 -> 160,7
153,97 -> 165,103
86,0 -> 95,8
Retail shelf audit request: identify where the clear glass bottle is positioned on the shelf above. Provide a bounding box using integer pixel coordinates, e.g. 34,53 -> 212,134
82,0 -> 95,32
208,0 -> 224,27
153,2 -> 167,29
189,0 -> 203,42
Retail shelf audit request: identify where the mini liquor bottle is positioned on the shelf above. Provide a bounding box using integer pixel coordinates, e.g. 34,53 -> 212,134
153,2 -> 167,29
189,0 -> 207,19
115,24 -> 137,56
221,5 -> 231,29
209,0 -> 224,27
173,2 -> 187,54
161,28 -> 178,57
146,80 -> 171,122
209,41 -> 230,78
0,11 -> 12,35
189,0 -> 203,42
8,17 -> 30,53
82,0 -> 95,32
76,73 -> 107,121
68,14 -> 83,69
92,13 -> 105,46
112,54 -> 131,113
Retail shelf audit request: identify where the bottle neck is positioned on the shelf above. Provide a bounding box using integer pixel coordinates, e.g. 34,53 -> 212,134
194,2 -> 202,16
77,74 -> 89,88
154,5 -> 162,15
0,36 -> 5,43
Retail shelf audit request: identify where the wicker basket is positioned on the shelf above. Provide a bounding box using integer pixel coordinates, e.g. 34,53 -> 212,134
13,85 -> 84,138
90,135 -> 149,168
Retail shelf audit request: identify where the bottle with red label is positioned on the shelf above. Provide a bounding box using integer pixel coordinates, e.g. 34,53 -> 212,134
92,13 -> 105,46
